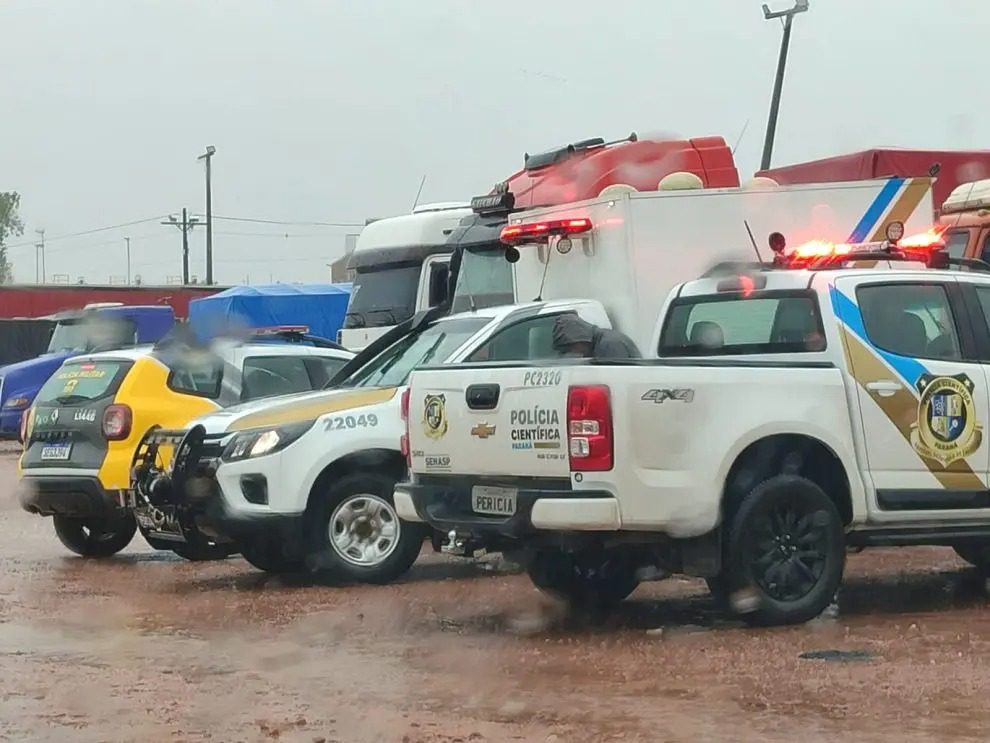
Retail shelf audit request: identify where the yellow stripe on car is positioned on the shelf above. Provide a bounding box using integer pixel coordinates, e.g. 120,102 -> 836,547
226,387 -> 398,432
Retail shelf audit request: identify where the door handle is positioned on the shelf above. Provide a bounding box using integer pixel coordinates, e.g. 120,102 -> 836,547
865,379 -> 901,397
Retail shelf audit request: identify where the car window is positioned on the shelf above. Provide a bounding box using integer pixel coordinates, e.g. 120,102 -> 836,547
944,229 -> 970,260
36,360 -> 133,403
305,356 -> 349,388
857,283 -> 961,360
659,293 -> 825,356
166,353 -> 224,399
980,232 -> 990,266
467,313 -> 568,362
242,355 -> 313,401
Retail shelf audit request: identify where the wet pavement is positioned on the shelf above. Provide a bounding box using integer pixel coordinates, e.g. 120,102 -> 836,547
3,450 -> 990,742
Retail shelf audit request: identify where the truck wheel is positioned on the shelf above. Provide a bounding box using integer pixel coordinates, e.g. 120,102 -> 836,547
307,472 -> 427,584
53,512 -> 137,558
240,538 -> 306,574
526,548 -> 639,611
953,543 -> 990,571
726,474 -> 844,626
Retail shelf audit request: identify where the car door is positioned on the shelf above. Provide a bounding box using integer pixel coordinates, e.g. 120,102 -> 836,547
833,274 -> 990,520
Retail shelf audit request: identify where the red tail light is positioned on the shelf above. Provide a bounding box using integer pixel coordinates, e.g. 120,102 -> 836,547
500,218 -> 593,245
399,388 -> 411,467
102,404 -> 132,441
566,385 -> 613,472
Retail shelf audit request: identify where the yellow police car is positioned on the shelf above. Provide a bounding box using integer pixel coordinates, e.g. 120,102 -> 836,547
19,331 -> 352,559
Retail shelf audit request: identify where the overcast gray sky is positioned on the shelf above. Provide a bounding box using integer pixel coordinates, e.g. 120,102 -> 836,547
1,0 -> 985,285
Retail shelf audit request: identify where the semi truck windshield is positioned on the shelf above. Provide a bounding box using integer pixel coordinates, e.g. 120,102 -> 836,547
344,264 -> 421,329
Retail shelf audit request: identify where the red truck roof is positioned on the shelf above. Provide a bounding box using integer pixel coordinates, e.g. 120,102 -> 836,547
0,284 -> 226,319
757,148 -> 990,214
502,134 -> 740,210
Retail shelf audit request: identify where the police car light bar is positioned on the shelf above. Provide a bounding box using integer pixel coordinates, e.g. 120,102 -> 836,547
251,325 -> 310,336
500,218 -> 593,245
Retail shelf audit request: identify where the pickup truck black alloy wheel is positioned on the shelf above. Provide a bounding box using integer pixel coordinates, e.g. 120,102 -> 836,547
727,474 -> 844,626
53,511 -> 138,558
307,471 -> 427,584
526,548 -> 640,611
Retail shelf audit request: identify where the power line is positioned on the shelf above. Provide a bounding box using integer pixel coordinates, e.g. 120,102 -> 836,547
208,215 -> 363,227
4,215 -> 168,249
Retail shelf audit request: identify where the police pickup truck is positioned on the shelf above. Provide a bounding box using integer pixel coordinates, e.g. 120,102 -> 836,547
397,240 -> 990,625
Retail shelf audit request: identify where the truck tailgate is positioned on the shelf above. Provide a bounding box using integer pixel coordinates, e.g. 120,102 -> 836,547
408,366 -> 570,478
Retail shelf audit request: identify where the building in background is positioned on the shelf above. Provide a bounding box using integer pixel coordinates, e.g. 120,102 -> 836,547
330,232 -> 360,282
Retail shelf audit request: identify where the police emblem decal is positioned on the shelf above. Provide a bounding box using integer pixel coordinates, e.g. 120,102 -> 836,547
422,393 -> 448,440
911,373 -> 982,467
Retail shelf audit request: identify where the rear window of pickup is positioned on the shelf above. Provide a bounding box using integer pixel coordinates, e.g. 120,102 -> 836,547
658,289 -> 826,356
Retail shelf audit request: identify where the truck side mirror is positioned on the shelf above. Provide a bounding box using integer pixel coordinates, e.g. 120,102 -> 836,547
428,263 -> 450,307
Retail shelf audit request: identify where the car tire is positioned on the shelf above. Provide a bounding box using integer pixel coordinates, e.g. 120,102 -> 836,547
306,471 -> 426,584
526,548 -> 640,611
726,474 -> 844,626
53,511 -> 138,558
953,543 -> 990,571
240,538 -> 306,574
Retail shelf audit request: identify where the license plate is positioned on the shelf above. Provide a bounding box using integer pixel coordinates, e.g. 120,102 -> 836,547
472,485 -> 517,516
40,443 -> 72,461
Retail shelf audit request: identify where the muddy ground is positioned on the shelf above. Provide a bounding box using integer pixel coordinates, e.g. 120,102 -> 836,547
2,452 -> 990,742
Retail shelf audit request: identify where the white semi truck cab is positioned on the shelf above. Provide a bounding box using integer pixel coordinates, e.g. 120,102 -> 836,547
340,202 -> 472,351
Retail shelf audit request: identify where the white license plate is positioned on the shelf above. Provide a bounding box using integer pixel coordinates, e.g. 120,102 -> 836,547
472,485 -> 517,516
40,443 -> 72,461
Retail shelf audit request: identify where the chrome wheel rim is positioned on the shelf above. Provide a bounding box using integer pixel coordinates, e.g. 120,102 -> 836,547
329,494 -> 401,567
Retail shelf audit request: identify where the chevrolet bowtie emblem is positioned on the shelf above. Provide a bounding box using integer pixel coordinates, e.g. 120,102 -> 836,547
471,422 -> 496,439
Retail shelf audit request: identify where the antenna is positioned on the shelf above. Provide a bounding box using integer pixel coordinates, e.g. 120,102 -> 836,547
732,119 -> 751,156
411,174 -> 427,210
744,220 -> 765,263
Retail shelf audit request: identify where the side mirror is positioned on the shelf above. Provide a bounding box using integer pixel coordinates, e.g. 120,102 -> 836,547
428,264 -> 450,306
505,246 -> 520,264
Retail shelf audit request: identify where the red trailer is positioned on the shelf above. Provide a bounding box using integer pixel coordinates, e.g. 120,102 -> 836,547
0,284 -> 226,319
757,148 -> 990,216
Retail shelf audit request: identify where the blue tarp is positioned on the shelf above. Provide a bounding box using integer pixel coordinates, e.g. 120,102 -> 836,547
188,283 -> 352,342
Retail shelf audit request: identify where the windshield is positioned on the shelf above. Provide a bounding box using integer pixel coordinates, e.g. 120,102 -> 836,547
344,264 -> 421,329
46,315 -> 136,353
342,317 -> 489,388
36,359 -> 133,404
451,244 -> 515,313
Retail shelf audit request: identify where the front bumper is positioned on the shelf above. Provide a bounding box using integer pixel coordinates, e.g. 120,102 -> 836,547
396,477 -> 620,539
20,474 -> 122,519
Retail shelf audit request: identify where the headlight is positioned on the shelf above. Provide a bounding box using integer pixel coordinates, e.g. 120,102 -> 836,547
4,396 -> 31,410
221,420 -> 315,462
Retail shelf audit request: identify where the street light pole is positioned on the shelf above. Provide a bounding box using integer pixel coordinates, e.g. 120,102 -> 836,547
35,229 -> 45,284
162,208 -> 201,284
197,145 -> 216,285
760,0 -> 809,171
124,236 -> 131,284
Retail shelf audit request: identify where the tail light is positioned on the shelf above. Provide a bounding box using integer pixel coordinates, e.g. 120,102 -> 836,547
399,388 -> 411,467
500,218 -> 593,245
19,410 -> 29,445
567,385 -> 613,472
102,404 -> 132,441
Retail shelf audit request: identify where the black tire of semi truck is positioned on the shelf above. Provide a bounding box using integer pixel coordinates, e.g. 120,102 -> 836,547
306,471 -> 427,585
53,511 -> 138,558
526,547 -> 640,611
725,474 -> 845,626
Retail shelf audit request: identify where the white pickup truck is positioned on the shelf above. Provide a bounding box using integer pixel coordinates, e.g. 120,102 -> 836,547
398,250 -> 990,625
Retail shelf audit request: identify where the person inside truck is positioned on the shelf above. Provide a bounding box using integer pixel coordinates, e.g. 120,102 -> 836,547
551,315 -> 641,359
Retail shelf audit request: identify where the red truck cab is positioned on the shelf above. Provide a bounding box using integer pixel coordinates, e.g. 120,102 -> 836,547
939,180 -> 990,264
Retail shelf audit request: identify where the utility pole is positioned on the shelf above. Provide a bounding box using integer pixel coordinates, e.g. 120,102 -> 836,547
197,145 -> 216,284
760,0 -> 810,171
124,237 -> 131,285
35,229 -> 46,284
162,208 -> 201,284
